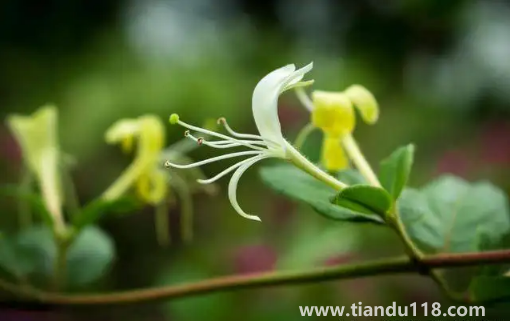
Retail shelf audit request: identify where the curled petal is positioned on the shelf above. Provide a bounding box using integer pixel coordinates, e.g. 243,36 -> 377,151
282,63 -> 314,91
344,85 -> 379,125
197,157 -> 256,184
228,154 -> 271,221
136,169 -> 167,205
105,119 -> 139,144
252,62 -> 313,147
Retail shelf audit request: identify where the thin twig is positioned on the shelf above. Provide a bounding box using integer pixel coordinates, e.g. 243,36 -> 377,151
1,250 -> 509,306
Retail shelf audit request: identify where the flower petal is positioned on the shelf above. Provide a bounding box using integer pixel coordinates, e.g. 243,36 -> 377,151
136,168 -> 167,205
344,85 -> 379,125
197,156 -> 257,184
7,106 -> 59,176
105,119 -> 140,145
103,115 -> 165,202
228,154 -> 271,221
321,135 -> 349,171
252,63 -> 313,147
7,105 -> 63,222
311,91 -> 355,136
282,63 -> 314,91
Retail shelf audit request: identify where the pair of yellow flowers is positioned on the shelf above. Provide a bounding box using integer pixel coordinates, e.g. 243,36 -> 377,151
302,86 -> 379,172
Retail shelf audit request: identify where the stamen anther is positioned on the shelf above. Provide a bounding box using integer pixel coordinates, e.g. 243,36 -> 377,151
197,137 -> 204,145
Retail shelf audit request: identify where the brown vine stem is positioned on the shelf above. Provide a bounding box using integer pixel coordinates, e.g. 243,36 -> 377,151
1,250 -> 510,306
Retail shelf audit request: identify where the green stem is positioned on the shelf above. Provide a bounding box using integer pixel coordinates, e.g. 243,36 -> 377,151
102,158 -> 148,201
52,237 -> 70,291
171,174 -> 194,243
286,143 -> 347,190
293,123 -> 316,150
341,134 -> 381,187
335,136 -> 469,302
155,201 -> 170,247
2,250 -> 510,306
294,87 -> 315,111
388,207 -> 468,301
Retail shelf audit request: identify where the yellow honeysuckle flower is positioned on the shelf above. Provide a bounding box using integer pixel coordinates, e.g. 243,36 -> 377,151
103,115 -> 167,205
6,105 -> 65,232
104,115 -> 216,244
299,85 -> 379,172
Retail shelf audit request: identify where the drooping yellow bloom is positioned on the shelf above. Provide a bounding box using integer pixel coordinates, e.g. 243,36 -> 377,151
104,115 -> 217,244
6,105 -> 65,232
309,85 -> 379,172
103,115 -> 167,204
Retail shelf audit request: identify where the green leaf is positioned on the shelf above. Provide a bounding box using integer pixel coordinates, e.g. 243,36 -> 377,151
0,225 -> 114,288
398,175 -> 510,301
15,225 -> 56,278
333,185 -> 392,216
0,235 -> 39,278
259,164 -> 383,223
66,226 -> 115,287
379,144 -> 414,200
468,234 -> 510,303
399,175 -> 510,254
336,169 -> 367,185
73,196 -> 141,230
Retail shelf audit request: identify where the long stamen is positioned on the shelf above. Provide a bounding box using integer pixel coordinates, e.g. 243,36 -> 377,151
176,119 -> 241,143
217,117 -> 263,140
197,157 -> 257,184
185,128 -> 266,151
295,87 -> 314,111
184,130 -> 260,150
203,141 -> 265,150
170,114 -> 280,150
164,151 -> 262,169
217,117 -> 280,148
199,137 -> 269,146
206,141 -> 268,148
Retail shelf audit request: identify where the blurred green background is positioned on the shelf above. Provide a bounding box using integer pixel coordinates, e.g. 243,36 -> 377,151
0,0 -> 509,320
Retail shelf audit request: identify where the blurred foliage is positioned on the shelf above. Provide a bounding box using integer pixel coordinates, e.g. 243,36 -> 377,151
0,0 -> 509,319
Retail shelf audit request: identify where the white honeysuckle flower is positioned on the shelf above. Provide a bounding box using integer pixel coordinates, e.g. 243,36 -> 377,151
165,63 -> 346,221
